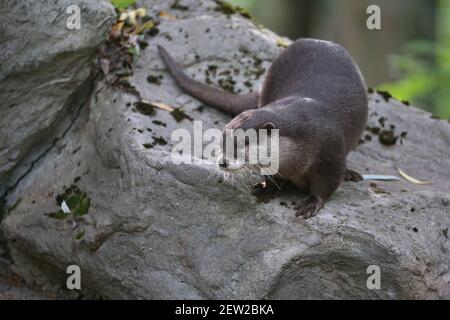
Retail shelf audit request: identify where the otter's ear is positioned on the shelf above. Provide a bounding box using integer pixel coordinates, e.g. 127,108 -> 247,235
262,122 -> 276,130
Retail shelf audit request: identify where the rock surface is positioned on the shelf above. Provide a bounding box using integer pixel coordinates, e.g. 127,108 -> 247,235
0,0 -> 116,196
1,0 -> 450,299
0,274 -> 56,300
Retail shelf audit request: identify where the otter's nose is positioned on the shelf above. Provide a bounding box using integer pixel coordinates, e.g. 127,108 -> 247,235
218,158 -> 229,168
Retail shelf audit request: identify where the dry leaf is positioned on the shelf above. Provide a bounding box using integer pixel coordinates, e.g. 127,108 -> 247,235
149,102 -> 175,112
127,10 -> 137,25
134,20 -> 155,34
159,11 -> 178,20
119,12 -> 128,21
111,21 -> 125,35
398,168 -> 432,185
276,38 -> 290,48
135,8 -> 146,17
119,8 -> 146,24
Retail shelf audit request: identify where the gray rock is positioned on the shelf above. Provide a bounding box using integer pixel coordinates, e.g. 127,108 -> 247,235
1,0 -> 450,299
0,0 -> 116,196
0,281 -> 53,300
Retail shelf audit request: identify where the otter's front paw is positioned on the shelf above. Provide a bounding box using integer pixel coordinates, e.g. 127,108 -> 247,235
294,196 -> 324,219
252,181 -> 281,203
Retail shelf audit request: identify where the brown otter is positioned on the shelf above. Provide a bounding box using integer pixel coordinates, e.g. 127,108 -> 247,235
158,38 -> 368,218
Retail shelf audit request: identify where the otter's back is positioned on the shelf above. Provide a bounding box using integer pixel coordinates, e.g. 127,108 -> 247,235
260,38 -> 368,153
260,38 -> 366,108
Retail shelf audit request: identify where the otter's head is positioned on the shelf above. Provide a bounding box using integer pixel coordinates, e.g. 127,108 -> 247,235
217,109 -> 279,175
216,97 -> 318,179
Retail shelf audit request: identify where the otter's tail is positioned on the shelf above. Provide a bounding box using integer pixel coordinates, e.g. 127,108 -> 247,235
157,45 -> 259,116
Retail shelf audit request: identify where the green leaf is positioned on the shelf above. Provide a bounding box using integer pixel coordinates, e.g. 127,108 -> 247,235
47,185 -> 91,221
49,210 -> 68,220
128,45 -> 140,58
65,192 -> 83,210
72,196 -> 91,217
111,0 -> 136,9
75,229 -> 85,240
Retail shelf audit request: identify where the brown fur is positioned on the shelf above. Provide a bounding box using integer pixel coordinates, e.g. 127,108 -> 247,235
158,38 -> 368,218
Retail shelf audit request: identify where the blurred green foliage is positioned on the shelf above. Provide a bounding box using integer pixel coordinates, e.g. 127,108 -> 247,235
111,0 -> 136,9
230,0 -> 450,118
228,0 -> 256,8
380,0 -> 450,118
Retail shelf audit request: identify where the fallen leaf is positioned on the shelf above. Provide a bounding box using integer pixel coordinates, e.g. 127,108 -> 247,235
362,174 -> 401,181
119,12 -> 128,21
398,168 -> 432,185
126,8 -> 147,25
158,11 -> 178,20
276,38 -> 290,48
135,8 -> 146,17
111,21 -> 125,35
127,10 -> 138,25
134,20 -> 155,34
149,102 -> 175,112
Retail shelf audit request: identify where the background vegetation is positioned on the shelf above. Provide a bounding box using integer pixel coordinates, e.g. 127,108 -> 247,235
229,0 -> 450,118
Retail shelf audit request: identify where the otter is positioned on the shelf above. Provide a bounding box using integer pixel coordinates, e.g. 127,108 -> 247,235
157,38 -> 368,218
